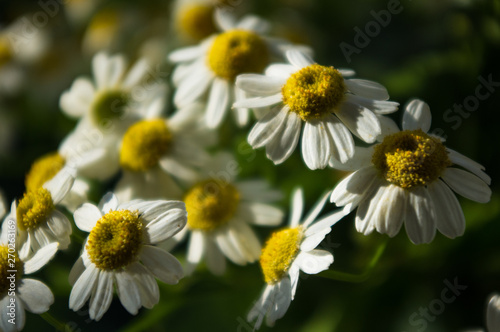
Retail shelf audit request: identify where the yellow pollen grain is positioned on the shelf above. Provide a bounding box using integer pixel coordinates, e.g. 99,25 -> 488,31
372,129 -> 451,189
86,210 -> 143,270
16,188 -> 55,231
91,89 -> 130,127
260,227 -> 302,284
120,119 -> 172,172
207,29 -> 269,81
0,246 -> 24,294
177,4 -> 217,41
282,64 -> 346,121
184,180 -> 240,231
25,152 -> 65,191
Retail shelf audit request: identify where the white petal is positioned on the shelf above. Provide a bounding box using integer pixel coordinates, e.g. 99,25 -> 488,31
115,271 -> 141,315
89,271 -> 114,321
18,279 -> 54,314
330,166 -> 377,207
146,208 -> 187,244
372,185 -> 406,237
233,87 -> 250,126
302,209 -> 346,251
174,68 -> 214,107
302,190 -> 331,229
355,185 -> 388,235
44,168 -> 75,204
229,221 -> 262,262
122,58 -> 149,88
441,168 -> 491,203
215,231 -> 246,265
346,94 -> 399,114
301,120 -> 331,170
235,74 -> 284,95
233,93 -> 282,109
74,203 -> 102,232
336,102 -> 381,143
127,262 -> 159,309
324,115 -> 355,163
487,294 -> 500,332
47,210 -> 72,239
345,79 -> 389,100
214,7 -> 236,31
23,242 -> 59,274
205,77 -> 230,128
140,245 -> 183,284
204,239 -> 226,275
376,114 -> 400,141
69,256 -> 86,286
286,49 -> 314,68
329,145 -> 373,172
289,187 -> 304,228
59,78 -> 94,118
248,106 -> 287,148
265,110 -> 301,164
404,187 -> 436,244
427,180 -> 465,238
402,99 -> 432,132
295,250 -> 333,274
267,278 -> 292,326
447,148 -> 491,185
236,15 -> 270,34
98,192 -> 119,213
186,231 -> 205,274
248,285 -> 274,330
91,53 -> 110,89
265,64 -> 296,78
168,46 -> 204,63
69,263 -> 99,311
238,202 -> 283,226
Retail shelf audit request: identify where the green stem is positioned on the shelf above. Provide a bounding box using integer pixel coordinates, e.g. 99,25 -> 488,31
318,239 -> 388,283
40,312 -> 67,331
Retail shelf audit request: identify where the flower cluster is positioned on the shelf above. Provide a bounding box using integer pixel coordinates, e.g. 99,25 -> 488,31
0,1 -> 495,331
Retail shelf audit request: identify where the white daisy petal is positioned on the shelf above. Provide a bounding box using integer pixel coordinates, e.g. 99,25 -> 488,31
248,285 -> 274,330
174,68 -> 214,107
330,166 -> 378,207
74,203 -> 102,232
127,262 -> 159,309
140,245 -> 183,284
487,294 -> 500,332
447,148 -> 491,185
302,120 -> 331,170
215,231 -> 247,265
441,168 -> 491,203
44,168 -> 75,204
336,102 -> 381,143
267,278 -> 292,326
304,209 -> 346,238
345,79 -> 389,100
324,115 -> 355,163
89,271 -> 114,321
115,271 -> 141,315
47,210 -> 72,238
235,74 -> 285,95
233,87 -> 250,126
427,180 -> 465,238
146,209 -> 187,244
286,49 -> 314,69
238,202 -> 283,226
376,114 -> 400,140
329,145 -> 374,172
69,263 -> 99,311
373,185 -> 406,237
236,15 -> 270,34
302,190 -> 331,228
186,231 -> 205,272
346,94 -> 399,114
99,192 -> 119,213
168,46 -> 204,63
402,99 -> 432,132
289,188 -> 304,228
289,265 -> 300,300
265,110 -> 301,164
265,64 -> 297,78
206,77 -> 230,128
404,187 -> 436,244
23,242 -> 58,274
18,279 -> 54,314
248,106 -> 287,148
233,93 -> 282,109
355,185 -> 388,235
69,256 -> 86,286
92,53 -> 110,89
215,7 -> 237,31
204,239 -> 226,276
230,221 -> 262,262
59,78 -> 95,118
295,249 -> 333,274
122,58 -> 149,88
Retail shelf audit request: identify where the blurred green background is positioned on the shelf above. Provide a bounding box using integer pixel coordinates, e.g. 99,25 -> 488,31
1,0 -> 499,331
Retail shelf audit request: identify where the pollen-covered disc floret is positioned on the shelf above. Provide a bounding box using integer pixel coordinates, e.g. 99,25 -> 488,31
372,129 -> 451,189
16,188 -> 55,231
184,180 -> 240,231
0,246 -> 24,294
208,30 -> 269,80
86,210 -> 143,270
178,4 -> 217,41
282,64 -> 346,121
120,119 -> 173,172
260,227 -> 303,284
25,152 -> 65,191
91,89 -> 130,127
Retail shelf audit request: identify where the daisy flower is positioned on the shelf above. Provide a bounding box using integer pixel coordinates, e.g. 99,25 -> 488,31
114,98 -> 215,202
330,99 -> 492,244
5,168 -> 75,259
247,188 -> 345,329
24,151 -> 90,212
164,152 -> 284,275
0,234 -> 58,332
234,49 -> 399,170
168,8 -> 293,128
69,193 -> 187,321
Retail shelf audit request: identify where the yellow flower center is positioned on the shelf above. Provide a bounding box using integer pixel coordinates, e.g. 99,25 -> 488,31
177,4 -> 217,41
282,64 -> 346,121
184,180 -> 240,231
86,210 -> 143,270
91,89 -> 130,127
372,129 -> 451,189
16,188 -> 55,231
25,152 -> 65,191
0,246 -> 24,295
207,29 -> 269,81
260,227 -> 303,285
120,119 -> 173,172
0,34 -> 13,69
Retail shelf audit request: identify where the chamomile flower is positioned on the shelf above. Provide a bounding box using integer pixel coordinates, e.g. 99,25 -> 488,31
247,188 -> 345,329
168,8 -> 291,128
330,99 -> 492,244
25,152 -> 90,212
0,241 -> 58,332
69,193 -> 186,321
164,152 -> 284,275
234,49 -> 399,170
6,168 -> 75,258
114,100 -> 215,202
